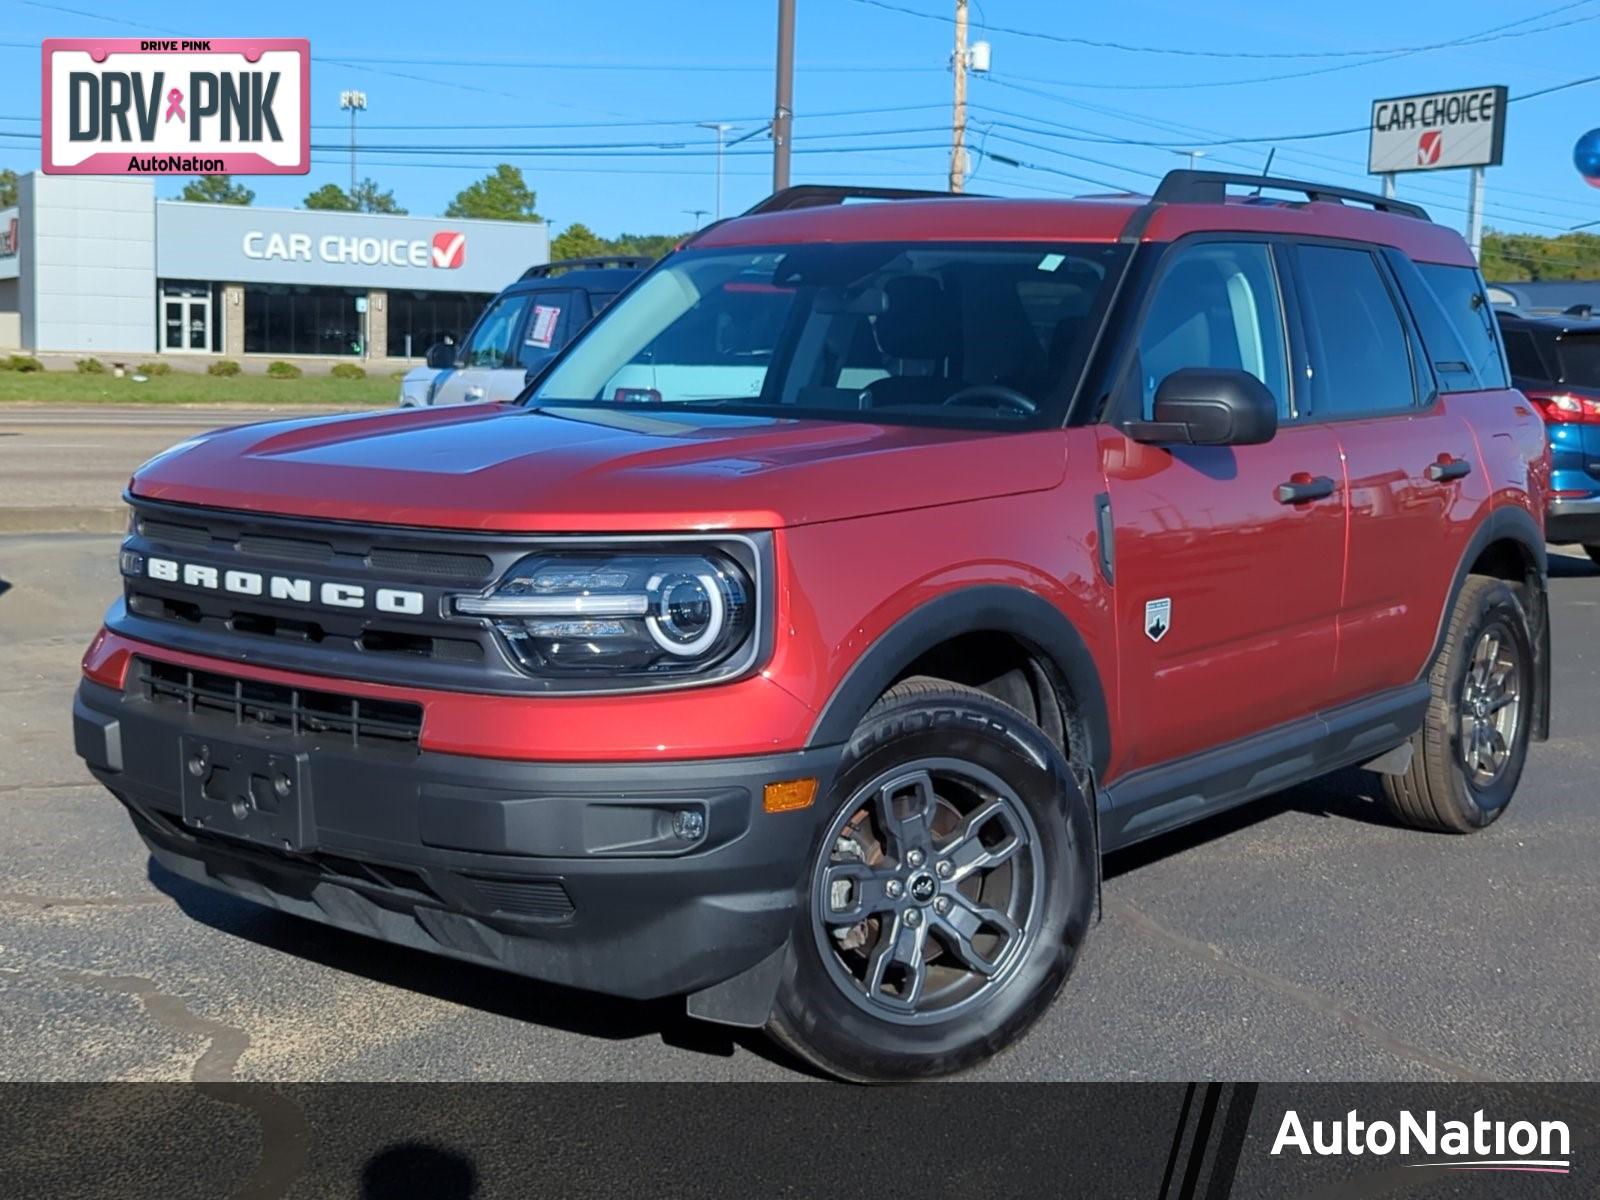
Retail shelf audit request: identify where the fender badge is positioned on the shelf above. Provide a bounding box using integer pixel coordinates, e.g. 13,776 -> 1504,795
1144,597 -> 1171,643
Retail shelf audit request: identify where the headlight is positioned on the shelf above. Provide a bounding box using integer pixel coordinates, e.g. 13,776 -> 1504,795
452,550 -> 755,681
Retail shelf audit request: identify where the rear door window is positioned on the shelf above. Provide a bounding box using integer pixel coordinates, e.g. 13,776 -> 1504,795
1555,333 -> 1600,388
1416,263 -> 1509,389
1294,245 -> 1416,418
1501,328 -> 1551,383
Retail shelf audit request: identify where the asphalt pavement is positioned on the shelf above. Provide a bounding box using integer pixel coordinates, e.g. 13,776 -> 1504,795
1,407 -> 1598,1083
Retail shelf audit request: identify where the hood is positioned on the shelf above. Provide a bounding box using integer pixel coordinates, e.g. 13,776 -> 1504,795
129,403 -> 1067,532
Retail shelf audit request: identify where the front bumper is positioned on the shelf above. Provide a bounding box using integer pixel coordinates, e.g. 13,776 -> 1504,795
74,677 -> 841,1003
1546,495 -> 1600,545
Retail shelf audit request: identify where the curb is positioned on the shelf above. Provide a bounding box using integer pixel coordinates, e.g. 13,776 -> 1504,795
0,507 -> 127,535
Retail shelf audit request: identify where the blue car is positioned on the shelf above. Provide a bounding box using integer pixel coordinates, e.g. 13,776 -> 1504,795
1499,309 -> 1600,559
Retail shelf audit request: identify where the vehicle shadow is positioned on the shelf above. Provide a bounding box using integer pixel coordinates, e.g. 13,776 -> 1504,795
1103,767 -> 1398,881
361,1143 -> 477,1199
145,857 -> 818,1077
0,578 -> 11,600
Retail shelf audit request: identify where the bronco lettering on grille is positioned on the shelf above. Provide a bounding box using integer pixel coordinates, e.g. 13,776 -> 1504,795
145,556 -> 425,615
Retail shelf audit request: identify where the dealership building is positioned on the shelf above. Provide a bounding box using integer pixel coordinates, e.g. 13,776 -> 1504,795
0,171 -> 549,360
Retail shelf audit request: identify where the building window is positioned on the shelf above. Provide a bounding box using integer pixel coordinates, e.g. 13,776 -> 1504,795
386,290 -> 494,359
243,284 -> 366,356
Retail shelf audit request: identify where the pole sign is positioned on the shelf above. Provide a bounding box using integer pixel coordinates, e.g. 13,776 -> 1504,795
1368,86 -> 1506,175
42,38 -> 310,175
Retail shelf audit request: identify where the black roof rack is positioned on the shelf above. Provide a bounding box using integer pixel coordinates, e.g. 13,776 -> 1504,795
1152,169 -> 1430,222
744,184 -> 984,215
520,255 -> 653,280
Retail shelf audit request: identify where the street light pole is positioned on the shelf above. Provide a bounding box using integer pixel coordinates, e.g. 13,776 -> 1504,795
698,122 -> 731,220
339,90 -> 367,196
773,0 -> 795,191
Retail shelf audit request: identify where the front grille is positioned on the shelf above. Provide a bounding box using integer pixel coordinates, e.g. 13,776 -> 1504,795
137,658 -> 422,752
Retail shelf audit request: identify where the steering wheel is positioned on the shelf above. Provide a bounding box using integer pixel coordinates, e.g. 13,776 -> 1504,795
940,384 -> 1038,416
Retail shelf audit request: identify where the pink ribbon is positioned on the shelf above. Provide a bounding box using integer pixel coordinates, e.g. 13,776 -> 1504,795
164,88 -> 185,123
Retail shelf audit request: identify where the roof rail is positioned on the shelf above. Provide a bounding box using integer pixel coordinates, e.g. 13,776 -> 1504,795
744,184 -> 983,215
1152,169 -> 1431,222
520,255 -> 654,280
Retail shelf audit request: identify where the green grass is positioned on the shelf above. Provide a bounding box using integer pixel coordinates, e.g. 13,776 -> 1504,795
0,368 -> 396,407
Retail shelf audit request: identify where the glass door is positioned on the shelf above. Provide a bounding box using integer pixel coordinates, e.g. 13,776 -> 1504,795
159,282 -> 213,353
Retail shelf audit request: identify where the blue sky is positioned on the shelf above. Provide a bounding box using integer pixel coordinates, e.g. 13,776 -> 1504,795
2,0 -> 1598,239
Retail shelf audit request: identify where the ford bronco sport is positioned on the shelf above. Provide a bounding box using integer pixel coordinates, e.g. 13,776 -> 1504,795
74,172 -> 1551,1082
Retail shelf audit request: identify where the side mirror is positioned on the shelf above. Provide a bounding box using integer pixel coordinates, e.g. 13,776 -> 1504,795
1124,367 -> 1277,447
424,342 -> 457,370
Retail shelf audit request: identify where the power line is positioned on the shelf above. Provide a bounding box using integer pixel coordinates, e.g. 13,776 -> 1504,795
845,0 -> 1599,59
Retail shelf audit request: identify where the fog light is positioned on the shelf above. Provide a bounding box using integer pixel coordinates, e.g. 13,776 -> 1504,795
763,778 -> 817,814
119,549 -> 145,577
672,809 -> 706,841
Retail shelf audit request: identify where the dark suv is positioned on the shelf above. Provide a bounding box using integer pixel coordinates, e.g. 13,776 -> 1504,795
1497,308 -> 1600,560
75,173 -> 1549,1081
399,256 -> 650,407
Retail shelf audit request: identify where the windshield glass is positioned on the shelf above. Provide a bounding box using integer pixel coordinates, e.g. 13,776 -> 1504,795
526,241 -> 1129,428
1556,333 -> 1600,389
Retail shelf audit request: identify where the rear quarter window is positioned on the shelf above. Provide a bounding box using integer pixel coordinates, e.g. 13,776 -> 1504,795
1415,263 -> 1510,390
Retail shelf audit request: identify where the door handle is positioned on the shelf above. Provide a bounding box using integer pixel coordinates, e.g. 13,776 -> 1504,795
464,386 -> 486,402
1275,474 -> 1336,505
1425,456 -> 1472,483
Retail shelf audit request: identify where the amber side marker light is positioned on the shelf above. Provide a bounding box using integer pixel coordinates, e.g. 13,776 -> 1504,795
764,778 -> 818,813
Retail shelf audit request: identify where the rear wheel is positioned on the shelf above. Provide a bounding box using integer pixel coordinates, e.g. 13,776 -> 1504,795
765,678 -> 1094,1082
1381,577 -> 1533,833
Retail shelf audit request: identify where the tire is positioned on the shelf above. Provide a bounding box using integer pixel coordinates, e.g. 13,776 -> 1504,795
1584,545 -> 1600,569
765,677 -> 1095,1082
1381,576 -> 1534,833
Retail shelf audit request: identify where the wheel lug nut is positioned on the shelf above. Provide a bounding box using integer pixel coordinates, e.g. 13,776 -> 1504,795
934,896 -> 952,916
935,860 -> 953,879
906,849 -> 925,867
885,879 -> 904,899
903,908 -> 922,927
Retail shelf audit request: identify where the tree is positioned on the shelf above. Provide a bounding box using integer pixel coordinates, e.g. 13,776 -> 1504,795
304,182 -> 356,211
446,164 -> 541,222
0,168 -> 17,209
551,222 -> 607,260
608,231 -> 686,260
304,178 -> 406,215
351,178 -> 406,214
181,174 -> 254,205
1480,229 -> 1600,282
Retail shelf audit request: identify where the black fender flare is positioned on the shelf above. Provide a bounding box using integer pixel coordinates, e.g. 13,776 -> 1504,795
805,585 -> 1112,776
1434,505 -> 1550,740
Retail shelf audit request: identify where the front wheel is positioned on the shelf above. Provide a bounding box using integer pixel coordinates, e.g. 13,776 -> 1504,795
1381,576 -> 1534,833
765,678 -> 1094,1082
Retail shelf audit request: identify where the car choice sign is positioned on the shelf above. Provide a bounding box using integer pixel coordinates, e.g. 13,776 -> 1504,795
1368,85 -> 1506,175
42,38 -> 309,175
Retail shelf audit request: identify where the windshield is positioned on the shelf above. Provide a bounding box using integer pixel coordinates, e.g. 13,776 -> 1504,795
1556,332 -> 1600,389
526,241 -> 1129,428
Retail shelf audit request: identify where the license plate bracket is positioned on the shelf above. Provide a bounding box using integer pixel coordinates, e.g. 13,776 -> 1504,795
179,734 -> 314,852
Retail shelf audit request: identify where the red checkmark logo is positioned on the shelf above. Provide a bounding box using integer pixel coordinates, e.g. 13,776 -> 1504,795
431,231 -> 466,269
1417,131 -> 1442,167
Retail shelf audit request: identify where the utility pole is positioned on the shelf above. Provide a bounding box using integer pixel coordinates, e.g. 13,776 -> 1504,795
1467,164 -> 1485,260
698,123 -> 731,220
339,90 -> 367,196
773,0 -> 795,192
949,0 -> 968,193
683,208 -> 710,229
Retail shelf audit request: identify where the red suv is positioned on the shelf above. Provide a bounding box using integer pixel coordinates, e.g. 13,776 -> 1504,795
74,172 -> 1550,1081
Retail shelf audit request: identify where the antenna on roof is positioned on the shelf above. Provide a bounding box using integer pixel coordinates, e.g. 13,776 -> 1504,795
1252,148 -> 1277,197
